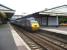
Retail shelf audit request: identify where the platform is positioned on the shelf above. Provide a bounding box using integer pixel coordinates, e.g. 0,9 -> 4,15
40,26 -> 67,35
0,24 -> 30,50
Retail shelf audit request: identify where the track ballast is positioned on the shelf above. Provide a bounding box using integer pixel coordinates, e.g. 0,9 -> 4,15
12,25 -> 67,50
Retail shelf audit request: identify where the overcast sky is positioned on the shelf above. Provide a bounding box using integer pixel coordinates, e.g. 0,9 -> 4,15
0,0 -> 67,15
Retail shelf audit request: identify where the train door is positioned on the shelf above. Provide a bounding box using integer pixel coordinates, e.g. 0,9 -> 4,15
25,20 -> 32,30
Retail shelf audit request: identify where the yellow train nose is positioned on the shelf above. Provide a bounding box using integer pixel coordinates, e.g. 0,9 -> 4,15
31,23 -> 40,31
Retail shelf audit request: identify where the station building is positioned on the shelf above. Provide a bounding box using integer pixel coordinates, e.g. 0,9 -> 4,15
35,5 -> 67,27
0,4 -> 15,24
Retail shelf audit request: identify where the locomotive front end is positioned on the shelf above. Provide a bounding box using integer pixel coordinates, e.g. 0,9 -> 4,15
31,21 -> 40,31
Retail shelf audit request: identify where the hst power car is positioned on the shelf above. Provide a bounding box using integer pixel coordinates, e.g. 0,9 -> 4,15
11,17 -> 40,31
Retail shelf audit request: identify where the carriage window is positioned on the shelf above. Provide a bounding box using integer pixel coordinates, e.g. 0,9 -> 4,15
27,17 -> 35,20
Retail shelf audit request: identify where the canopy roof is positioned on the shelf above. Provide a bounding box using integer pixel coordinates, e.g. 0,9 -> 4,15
39,5 -> 67,16
0,4 -> 15,18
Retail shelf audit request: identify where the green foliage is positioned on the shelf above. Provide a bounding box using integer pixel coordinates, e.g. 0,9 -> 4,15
63,18 -> 67,22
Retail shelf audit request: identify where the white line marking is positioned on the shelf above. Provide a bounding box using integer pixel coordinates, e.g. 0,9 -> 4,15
9,24 -> 31,50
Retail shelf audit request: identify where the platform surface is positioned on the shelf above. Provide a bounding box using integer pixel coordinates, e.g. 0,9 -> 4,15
0,24 -> 17,50
40,26 -> 67,35
0,24 -> 30,50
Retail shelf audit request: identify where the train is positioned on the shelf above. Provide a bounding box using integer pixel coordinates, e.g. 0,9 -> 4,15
10,16 -> 40,31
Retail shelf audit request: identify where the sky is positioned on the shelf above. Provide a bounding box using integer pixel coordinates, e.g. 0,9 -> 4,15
0,0 -> 67,15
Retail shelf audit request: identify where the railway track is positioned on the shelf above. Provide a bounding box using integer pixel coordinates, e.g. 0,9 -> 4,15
37,30 -> 67,48
12,25 -> 67,50
13,25 -> 44,50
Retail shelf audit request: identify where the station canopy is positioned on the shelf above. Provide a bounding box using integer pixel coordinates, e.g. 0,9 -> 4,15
0,4 -> 15,19
39,5 -> 67,16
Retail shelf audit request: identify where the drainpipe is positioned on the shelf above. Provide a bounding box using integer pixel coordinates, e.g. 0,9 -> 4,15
57,16 -> 59,26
